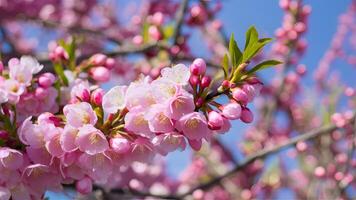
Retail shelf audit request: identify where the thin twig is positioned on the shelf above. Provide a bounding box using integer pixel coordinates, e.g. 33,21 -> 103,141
172,0 -> 190,45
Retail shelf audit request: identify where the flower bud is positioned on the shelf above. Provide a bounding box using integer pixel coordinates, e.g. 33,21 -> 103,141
208,111 -> 224,130
76,177 -> 93,195
241,107 -> 253,123
0,130 -> 9,140
38,73 -> 56,88
190,58 -> 206,75
221,80 -> 230,88
189,75 -> 200,86
222,102 -> 241,120
104,58 -> 115,70
54,46 -> 69,60
91,89 -> 104,106
91,54 -> 107,66
80,89 -> 91,102
148,25 -> 162,41
195,97 -> 204,107
35,87 -> 49,99
152,12 -> 164,26
133,35 -> 143,45
200,76 -> 211,88
89,66 -> 110,82
232,88 -> 248,104
314,166 -> 326,178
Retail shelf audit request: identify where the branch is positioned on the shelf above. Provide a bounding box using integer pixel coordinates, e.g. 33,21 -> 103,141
172,0 -> 190,45
25,17 -> 122,45
177,114 -> 356,198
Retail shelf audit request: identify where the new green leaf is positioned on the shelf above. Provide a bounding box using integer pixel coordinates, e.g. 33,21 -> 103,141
246,60 -> 282,75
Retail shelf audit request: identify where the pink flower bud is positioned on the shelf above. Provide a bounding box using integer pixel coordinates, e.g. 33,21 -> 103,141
133,35 -> 143,45
195,97 -> 204,107
190,58 -> 206,75
296,141 -> 307,152
241,107 -> 253,123
232,88 -> 248,104
35,87 -> 49,99
221,80 -> 230,88
76,177 -> 93,195
81,89 -> 91,102
89,66 -> 110,82
54,46 -> 69,60
189,75 -> 200,86
104,58 -> 115,70
314,166 -> 326,178
38,73 -> 56,88
208,111 -> 224,130
152,12 -> 164,26
222,103 -> 241,120
200,76 -> 211,88
91,89 -> 104,106
91,54 -> 107,66
148,25 -> 162,41
0,130 -> 9,140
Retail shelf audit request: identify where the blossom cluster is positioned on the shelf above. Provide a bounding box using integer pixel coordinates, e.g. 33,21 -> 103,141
0,53 -> 262,199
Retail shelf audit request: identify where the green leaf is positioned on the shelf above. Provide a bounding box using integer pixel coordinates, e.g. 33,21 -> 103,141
246,60 -> 282,75
243,37 -> 272,62
221,54 -> 229,78
142,23 -> 150,43
245,26 -> 258,50
53,63 -> 69,86
228,33 -> 242,67
67,37 -> 76,70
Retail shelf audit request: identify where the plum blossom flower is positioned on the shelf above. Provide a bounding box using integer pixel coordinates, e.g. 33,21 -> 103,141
165,92 -> 195,120
145,104 -> 174,133
152,132 -> 186,155
160,64 -> 191,86
0,89 -> 8,104
1,79 -> 25,104
0,148 -> 23,170
124,106 -> 152,136
177,112 -> 211,140
76,124 -> 109,155
63,102 -> 97,128
102,86 -> 127,114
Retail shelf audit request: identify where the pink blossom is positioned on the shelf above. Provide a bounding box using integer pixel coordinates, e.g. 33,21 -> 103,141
89,66 -> 110,82
145,104 -> 174,133
208,111 -> 224,130
124,106 -> 152,136
0,89 -> 8,104
110,137 -> 131,154
222,102 -> 241,120
160,64 -> 191,86
241,108 -> 254,123
76,177 -> 93,195
1,79 -> 25,104
63,102 -> 97,128
60,125 -> 79,152
177,112 -> 211,140
0,148 -> 23,170
102,86 -> 127,114
78,153 -> 113,183
130,137 -> 155,163
76,124 -> 109,155
0,187 -> 11,200
152,132 -> 186,155
166,93 -> 195,120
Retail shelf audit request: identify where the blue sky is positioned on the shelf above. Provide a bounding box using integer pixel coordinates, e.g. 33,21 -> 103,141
47,0 -> 354,199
